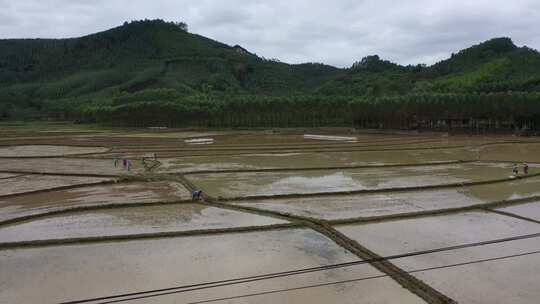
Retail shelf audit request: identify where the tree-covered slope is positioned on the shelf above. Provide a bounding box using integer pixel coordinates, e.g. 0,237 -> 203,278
1,19 -> 540,130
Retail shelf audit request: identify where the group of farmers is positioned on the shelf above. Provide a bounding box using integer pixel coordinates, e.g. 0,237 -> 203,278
113,153 -> 159,171
513,163 -> 530,176
113,158 -> 133,171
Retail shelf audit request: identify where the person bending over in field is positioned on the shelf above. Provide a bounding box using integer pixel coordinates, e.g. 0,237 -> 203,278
513,164 -> 519,176
192,190 -> 203,200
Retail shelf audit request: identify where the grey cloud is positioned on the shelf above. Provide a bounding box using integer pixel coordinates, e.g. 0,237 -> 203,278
0,0 -> 538,67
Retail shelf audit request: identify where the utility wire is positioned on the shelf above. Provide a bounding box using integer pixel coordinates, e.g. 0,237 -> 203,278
58,232 -> 540,304
188,249 -> 540,304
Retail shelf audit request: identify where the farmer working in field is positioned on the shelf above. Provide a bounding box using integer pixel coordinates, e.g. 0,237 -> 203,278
524,163 -> 529,175
513,164 -> 519,176
192,190 -> 203,200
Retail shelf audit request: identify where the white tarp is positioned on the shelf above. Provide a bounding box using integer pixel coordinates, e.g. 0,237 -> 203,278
303,134 -> 357,142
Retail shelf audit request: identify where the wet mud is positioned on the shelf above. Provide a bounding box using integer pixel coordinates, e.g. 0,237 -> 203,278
0,175 -> 112,197
0,157 -> 145,175
0,229 -> 424,304
190,162 -> 515,198
336,212 -> 540,304
0,145 -> 108,157
232,176 -> 540,220
0,204 -> 288,242
0,181 -> 191,223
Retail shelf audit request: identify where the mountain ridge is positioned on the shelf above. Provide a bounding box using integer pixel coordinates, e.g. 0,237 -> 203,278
1,19 -> 540,127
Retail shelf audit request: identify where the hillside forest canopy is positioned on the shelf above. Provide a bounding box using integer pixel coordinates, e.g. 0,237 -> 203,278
1,19 -> 540,133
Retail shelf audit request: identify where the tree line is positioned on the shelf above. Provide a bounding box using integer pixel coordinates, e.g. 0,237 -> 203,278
49,90 -> 540,133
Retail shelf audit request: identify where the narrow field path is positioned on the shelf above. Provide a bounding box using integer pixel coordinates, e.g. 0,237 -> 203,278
177,175 -> 457,304
3,133 -> 540,304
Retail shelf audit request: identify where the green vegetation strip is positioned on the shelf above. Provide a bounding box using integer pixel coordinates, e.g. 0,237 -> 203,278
0,223 -> 300,250
183,160 -> 473,175
0,200 -> 196,228
219,173 -> 540,202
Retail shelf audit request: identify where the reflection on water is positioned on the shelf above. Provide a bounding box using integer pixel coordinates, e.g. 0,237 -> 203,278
232,176 -> 540,221
0,204 -> 286,242
192,162 -> 514,198
498,201 -> 540,221
262,172 -> 361,194
337,212 -> 540,304
0,229 -> 424,304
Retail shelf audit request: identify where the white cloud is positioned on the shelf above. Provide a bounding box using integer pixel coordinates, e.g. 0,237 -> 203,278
0,0 -> 538,67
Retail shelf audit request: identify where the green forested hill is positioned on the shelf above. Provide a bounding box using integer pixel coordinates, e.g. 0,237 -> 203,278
1,20 -> 540,131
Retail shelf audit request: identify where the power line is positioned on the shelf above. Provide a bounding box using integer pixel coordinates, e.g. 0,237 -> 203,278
58,232 -> 540,304
188,249 -> 540,304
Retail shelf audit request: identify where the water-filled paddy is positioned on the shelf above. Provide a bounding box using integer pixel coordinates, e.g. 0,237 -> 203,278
190,162 -> 515,198
479,142 -> 540,162
0,175 -> 112,197
0,204 -> 288,242
0,145 -> 108,157
0,229 -> 424,304
157,148 -> 480,173
0,181 -> 191,223
1,126 -> 540,304
0,157 -> 144,175
232,176 -> 540,220
497,201 -> 540,221
336,212 -> 540,304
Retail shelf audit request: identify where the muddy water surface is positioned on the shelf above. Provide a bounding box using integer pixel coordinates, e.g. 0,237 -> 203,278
157,147 -> 481,173
0,145 -> 108,157
498,201 -> 540,221
0,158 -> 144,175
190,162 -> 513,198
0,182 -> 191,223
0,173 -> 20,179
0,229 -> 424,304
0,204 -> 288,242
337,212 -> 540,304
0,175 -> 112,197
479,142 -> 540,162
233,177 -> 540,220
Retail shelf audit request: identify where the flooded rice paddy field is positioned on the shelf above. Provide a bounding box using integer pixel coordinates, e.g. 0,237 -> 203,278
0,157 -> 145,175
0,204 -> 288,242
1,125 -> 540,304
0,181 -> 191,223
232,176 -> 540,220
497,201 -> 540,221
336,212 -> 540,304
0,174 -> 113,197
188,162 -> 517,198
0,229 -> 424,304
0,145 -> 109,157
157,149 -> 479,173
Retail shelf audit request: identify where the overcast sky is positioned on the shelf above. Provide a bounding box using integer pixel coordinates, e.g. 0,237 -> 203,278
1,0 -> 539,67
